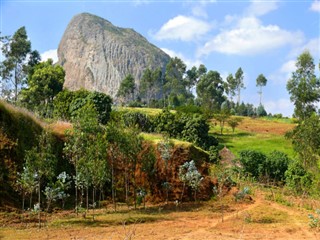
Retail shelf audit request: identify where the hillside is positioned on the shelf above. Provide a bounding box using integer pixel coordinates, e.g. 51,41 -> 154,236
58,13 -> 170,98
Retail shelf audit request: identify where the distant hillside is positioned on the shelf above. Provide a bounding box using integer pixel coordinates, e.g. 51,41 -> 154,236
58,13 -> 170,98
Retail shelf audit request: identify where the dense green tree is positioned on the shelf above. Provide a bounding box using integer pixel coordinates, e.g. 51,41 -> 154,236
164,57 -> 187,106
286,113 -> 320,169
0,27 -> 31,101
256,104 -> 267,117
225,73 -> 237,103
117,74 -> 135,104
139,68 -> 162,106
287,51 -> 320,120
235,68 -> 245,104
256,74 -> 267,105
20,59 -> 65,117
196,70 -> 225,112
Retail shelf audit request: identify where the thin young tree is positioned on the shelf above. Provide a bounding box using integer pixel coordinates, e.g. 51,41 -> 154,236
256,74 -> 267,105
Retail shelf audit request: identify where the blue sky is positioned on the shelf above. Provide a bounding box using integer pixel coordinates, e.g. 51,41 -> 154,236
1,0 -> 319,116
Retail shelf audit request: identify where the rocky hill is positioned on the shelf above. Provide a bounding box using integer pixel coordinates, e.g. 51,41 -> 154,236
58,13 -> 170,98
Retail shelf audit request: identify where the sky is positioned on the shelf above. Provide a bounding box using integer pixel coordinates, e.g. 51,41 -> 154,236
0,0 -> 319,117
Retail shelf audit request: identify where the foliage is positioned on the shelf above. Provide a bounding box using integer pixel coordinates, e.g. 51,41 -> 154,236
152,110 -> 217,150
265,151 -> 289,182
196,70 -> 225,112
54,89 -> 112,124
227,117 -> 243,133
285,159 -> 313,195
256,104 -> 267,117
208,146 -> 220,163
239,150 -> 290,183
122,111 -> 153,132
286,51 -> 320,120
139,67 -> 162,106
164,57 -> 187,107
178,160 -> 203,201
285,113 -> 320,169
238,150 -> 266,180
235,67 -> 245,104
117,74 -> 136,104
0,27 -> 31,101
256,74 -> 267,105
234,186 -> 251,202
20,59 -> 65,118
308,209 -> 320,229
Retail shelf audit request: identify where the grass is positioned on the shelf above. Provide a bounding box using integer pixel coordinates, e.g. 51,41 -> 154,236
214,131 -> 295,158
117,107 -> 175,116
50,210 -> 168,228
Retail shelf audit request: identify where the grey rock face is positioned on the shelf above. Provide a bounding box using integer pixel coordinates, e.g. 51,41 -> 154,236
58,13 -> 170,98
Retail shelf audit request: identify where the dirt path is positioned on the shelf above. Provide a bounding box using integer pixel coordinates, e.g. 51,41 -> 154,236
1,194 -> 319,240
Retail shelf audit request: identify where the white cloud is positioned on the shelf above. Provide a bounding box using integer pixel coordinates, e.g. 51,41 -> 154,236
289,38 -> 320,60
310,0 -> 320,12
154,15 -> 212,41
246,1 -> 279,16
280,60 -> 296,74
264,98 -> 293,117
198,17 -> 304,56
41,49 -> 58,63
192,5 -> 208,18
161,47 -> 202,70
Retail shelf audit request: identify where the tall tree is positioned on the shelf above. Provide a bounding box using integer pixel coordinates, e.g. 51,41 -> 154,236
164,57 -> 187,106
0,27 -> 31,102
196,70 -> 225,112
286,51 -> 320,120
117,74 -> 135,105
20,59 -> 65,117
235,67 -> 245,104
140,67 -> 162,106
256,74 -> 267,105
225,73 -> 237,103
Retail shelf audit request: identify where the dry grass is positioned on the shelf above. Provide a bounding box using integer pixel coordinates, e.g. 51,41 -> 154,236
1,191 -> 319,240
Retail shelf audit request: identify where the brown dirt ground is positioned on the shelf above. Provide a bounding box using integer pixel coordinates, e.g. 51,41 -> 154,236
235,118 -> 295,135
1,192 -> 319,240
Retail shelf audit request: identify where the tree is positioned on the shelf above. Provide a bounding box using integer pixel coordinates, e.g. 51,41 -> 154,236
0,27 -> 31,102
286,51 -> 320,120
64,103 -> 102,213
256,74 -> 267,105
196,70 -> 225,112
256,104 -> 267,117
214,113 -> 230,135
227,117 -> 243,133
20,59 -> 65,117
158,137 -> 174,204
178,160 -> 203,202
24,131 -> 57,227
117,74 -> 135,105
164,57 -> 187,107
225,73 -> 237,103
286,113 -> 320,169
235,68 -> 245,104
139,68 -> 162,106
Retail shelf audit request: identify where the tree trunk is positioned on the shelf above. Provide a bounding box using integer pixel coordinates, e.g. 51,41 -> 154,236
38,181 -> 41,228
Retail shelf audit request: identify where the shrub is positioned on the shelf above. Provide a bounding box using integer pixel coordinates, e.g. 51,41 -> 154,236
285,159 -> 313,194
265,151 -> 289,182
239,150 -> 266,179
122,112 -> 153,132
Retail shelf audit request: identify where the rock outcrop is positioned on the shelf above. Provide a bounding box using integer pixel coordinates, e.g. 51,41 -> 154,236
58,13 -> 170,98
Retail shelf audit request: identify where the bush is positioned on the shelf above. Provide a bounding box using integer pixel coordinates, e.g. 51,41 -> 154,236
239,150 -> 290,183
239,150 -> 266,179
285,159 -> 313,194
122,112 -> 153,132
54,90 -> 112,124
265,151 -> 289,182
